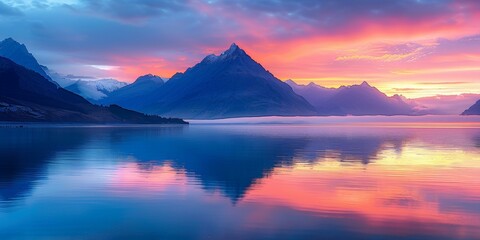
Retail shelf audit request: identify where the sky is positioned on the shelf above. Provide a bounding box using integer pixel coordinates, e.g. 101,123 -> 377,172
0,0 -> 479,98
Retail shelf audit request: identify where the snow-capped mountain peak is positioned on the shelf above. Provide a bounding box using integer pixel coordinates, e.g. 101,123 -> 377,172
134,74 -> 165,84
220,42 -> 246,58
201,43 -> 247,63
65,78 -> 127,102
224,43 -> 239,55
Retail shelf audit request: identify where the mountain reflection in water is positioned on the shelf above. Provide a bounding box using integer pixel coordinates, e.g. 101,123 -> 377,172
0,124 -> 479,239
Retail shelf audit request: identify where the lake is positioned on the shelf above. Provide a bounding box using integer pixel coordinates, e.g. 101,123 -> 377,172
1,117 -> 480,239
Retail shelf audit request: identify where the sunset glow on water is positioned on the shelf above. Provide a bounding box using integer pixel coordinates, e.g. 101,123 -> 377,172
1,121 -> 479,239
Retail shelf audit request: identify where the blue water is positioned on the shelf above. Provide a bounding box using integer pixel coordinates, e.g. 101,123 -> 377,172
0,122 -> 479,239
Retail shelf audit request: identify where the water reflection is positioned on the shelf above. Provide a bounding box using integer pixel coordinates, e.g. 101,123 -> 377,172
0,124 -> 479,239
0,128 -> 91,206
83,126 -> 413,201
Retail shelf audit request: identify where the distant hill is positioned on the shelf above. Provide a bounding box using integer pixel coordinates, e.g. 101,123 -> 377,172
411,94 -> 480,115
0,56 -> 186,124
65,79 -> 127,103
286,80 -> 417,116
0,38 -> 54,84
100,74 -> 165,108
285,79 -> 338,109
462,100 -> 480,115
129,43 -> 316,119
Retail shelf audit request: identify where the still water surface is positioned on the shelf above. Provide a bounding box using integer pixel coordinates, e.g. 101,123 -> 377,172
0,122 -> 479,239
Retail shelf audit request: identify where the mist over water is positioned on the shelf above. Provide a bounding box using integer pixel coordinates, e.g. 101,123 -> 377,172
190,115 -> 480,126
0,119 -> 479,239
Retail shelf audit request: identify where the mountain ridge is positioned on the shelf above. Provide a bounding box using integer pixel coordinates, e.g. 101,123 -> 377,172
286,80 -> 417,116
100,74 -> 165,108
3,37 -> 474,119
126,43 -> 316,119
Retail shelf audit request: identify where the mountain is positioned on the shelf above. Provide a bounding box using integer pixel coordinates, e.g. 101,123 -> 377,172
129,43 -> 316,119
65,79 -> 127,103
462,100 -> 480,115
0,56 -> 186,124
100,74 -> 165,108
0,38 -> 54,83
286,80 -> 416,115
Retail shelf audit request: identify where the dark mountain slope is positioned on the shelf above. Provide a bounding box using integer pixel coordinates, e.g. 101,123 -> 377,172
100,74 -> 165,108
0,38 -> 53,82
0,57 -> 186,124
462,100 -> 480,115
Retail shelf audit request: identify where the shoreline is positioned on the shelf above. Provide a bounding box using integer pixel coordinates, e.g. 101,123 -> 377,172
1,115 -> 479,128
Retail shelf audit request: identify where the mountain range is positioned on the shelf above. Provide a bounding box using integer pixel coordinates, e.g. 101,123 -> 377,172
286,80 -> 417,116
1,37 -> 476,121
0,38 -> 130,102
0,56 -> 185,123
103,43 -> 317,119
104,44 -> 464,118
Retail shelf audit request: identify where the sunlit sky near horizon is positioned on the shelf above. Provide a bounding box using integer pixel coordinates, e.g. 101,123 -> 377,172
1,0 -> 479,98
